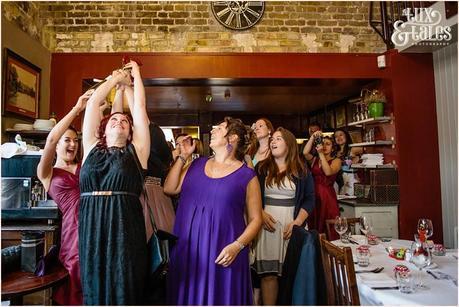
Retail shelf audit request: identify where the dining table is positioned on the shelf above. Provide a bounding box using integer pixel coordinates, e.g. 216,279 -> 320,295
332,236 -> 458,305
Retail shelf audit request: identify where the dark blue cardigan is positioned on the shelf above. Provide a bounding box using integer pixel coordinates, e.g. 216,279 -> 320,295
256,167 -> 315,226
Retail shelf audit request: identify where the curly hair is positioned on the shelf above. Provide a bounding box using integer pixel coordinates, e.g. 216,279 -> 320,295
96,112 -> 133,148
221,117 -> 251,161
258,127 -> 307,188
322,135 -> 339,158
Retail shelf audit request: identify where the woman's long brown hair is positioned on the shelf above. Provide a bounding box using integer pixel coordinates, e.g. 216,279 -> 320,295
258,127 -> 307,188
246,118 -> 274,158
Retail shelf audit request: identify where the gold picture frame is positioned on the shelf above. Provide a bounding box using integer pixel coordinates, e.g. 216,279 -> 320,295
3,49 -> 41,119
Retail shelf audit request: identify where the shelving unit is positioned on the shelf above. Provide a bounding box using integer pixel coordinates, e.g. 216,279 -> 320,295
5,130 -> 50,137
351,163 -> 397,169
347,116 -> 392,127
4,130 -> 50,148
349,140 -> 394,147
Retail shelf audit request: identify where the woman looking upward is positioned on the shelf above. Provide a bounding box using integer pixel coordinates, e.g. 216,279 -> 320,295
246,118 -> 274,168
164,117 -> 263,305
78,61 -> 150,305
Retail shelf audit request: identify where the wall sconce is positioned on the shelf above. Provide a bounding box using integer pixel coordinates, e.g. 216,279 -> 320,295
224,89 -> 231,100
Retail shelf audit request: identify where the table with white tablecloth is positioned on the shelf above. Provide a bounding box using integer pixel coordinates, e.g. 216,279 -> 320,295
332,237 -> 458,305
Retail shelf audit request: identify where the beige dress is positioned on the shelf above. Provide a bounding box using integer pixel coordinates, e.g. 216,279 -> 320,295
253,177 -> 296,276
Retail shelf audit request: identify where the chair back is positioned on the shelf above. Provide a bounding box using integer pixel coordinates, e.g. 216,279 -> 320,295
325,217 -> 361,240
319,233 -> 360,305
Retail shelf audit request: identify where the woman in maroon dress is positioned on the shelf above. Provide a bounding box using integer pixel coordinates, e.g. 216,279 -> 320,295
37,87 -> 114,305
303,132 -> 342,239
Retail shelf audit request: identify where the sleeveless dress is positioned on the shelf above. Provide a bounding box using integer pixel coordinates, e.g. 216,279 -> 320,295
254,177 -> 296,276
79,144 -> 147,305
48,165 -> 82,305
309,158 -> 339,240
167,157 -> 256,305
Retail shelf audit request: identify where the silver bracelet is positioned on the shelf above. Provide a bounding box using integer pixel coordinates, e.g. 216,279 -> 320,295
235,240 -> 245,251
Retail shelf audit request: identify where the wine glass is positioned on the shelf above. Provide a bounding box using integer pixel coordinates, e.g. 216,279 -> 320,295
359,215 -> 372,236
334,216 -> 348,243
410,235 -> 432,289
417,218 -> 433,241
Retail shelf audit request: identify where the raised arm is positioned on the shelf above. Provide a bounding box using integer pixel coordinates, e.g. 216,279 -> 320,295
163,136 -> 196,195
82,70 -> 129,163
124,61 -> 150,169
317,147 -> 342,176
37,89 -> 93,191
111,84 -> 125,114
303,130 -> 322,161
123,85 -> 135,114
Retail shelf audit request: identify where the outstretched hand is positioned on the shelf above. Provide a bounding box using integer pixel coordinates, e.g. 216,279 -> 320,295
75,89 -> 95,112
111,69 -> 131,86
124,60 -> 140,78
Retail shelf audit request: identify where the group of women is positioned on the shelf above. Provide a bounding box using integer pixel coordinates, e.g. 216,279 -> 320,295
37,61 -> 359,305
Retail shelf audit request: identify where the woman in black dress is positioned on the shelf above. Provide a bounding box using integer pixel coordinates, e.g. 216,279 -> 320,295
78,61 -> 150,305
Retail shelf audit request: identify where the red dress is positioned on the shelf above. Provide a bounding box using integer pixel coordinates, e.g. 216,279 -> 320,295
309,158 -> 340,240
47,165 -> 82,305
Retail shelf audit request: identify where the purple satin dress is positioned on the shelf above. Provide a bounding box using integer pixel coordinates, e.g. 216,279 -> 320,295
167,157 -> 256,305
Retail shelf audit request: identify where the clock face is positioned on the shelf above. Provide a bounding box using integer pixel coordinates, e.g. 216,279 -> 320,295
211,1 -> 265,30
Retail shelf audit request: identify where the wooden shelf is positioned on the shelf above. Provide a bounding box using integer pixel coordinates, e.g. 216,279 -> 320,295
347,116 -> 392,127
351,163 -> 397,169
349,140 -> 394,147
5,130 -> 50,138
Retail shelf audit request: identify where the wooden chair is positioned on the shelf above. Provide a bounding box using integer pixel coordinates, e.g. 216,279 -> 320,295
325,217 -> 361,240
319,233 -> 360,305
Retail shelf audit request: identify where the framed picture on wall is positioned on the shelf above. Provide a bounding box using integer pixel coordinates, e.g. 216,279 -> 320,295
335,105 -> 347,127
3,49 -> 41,119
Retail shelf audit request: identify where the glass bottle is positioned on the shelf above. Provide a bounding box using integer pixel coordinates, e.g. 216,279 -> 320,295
49,112 -> 57,125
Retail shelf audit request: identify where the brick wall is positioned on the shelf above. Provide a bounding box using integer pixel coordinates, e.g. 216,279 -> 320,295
3,1 -> 386,53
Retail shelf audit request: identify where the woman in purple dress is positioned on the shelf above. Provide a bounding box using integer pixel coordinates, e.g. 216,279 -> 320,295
164,117 -> 263,305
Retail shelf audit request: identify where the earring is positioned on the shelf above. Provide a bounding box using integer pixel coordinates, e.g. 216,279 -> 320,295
226,143 -> 233,153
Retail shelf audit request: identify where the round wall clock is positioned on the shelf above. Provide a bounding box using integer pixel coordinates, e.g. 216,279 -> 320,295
211,1 -> 265,30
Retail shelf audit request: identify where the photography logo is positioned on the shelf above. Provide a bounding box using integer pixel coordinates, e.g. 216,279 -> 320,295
391,8 -> 452,47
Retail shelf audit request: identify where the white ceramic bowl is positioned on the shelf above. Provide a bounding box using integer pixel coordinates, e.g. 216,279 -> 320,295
33,119 -> 55,130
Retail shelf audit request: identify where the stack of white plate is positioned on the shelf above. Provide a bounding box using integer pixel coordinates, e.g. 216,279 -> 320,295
13,123 -> 34,131
33,119 -> 55,131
